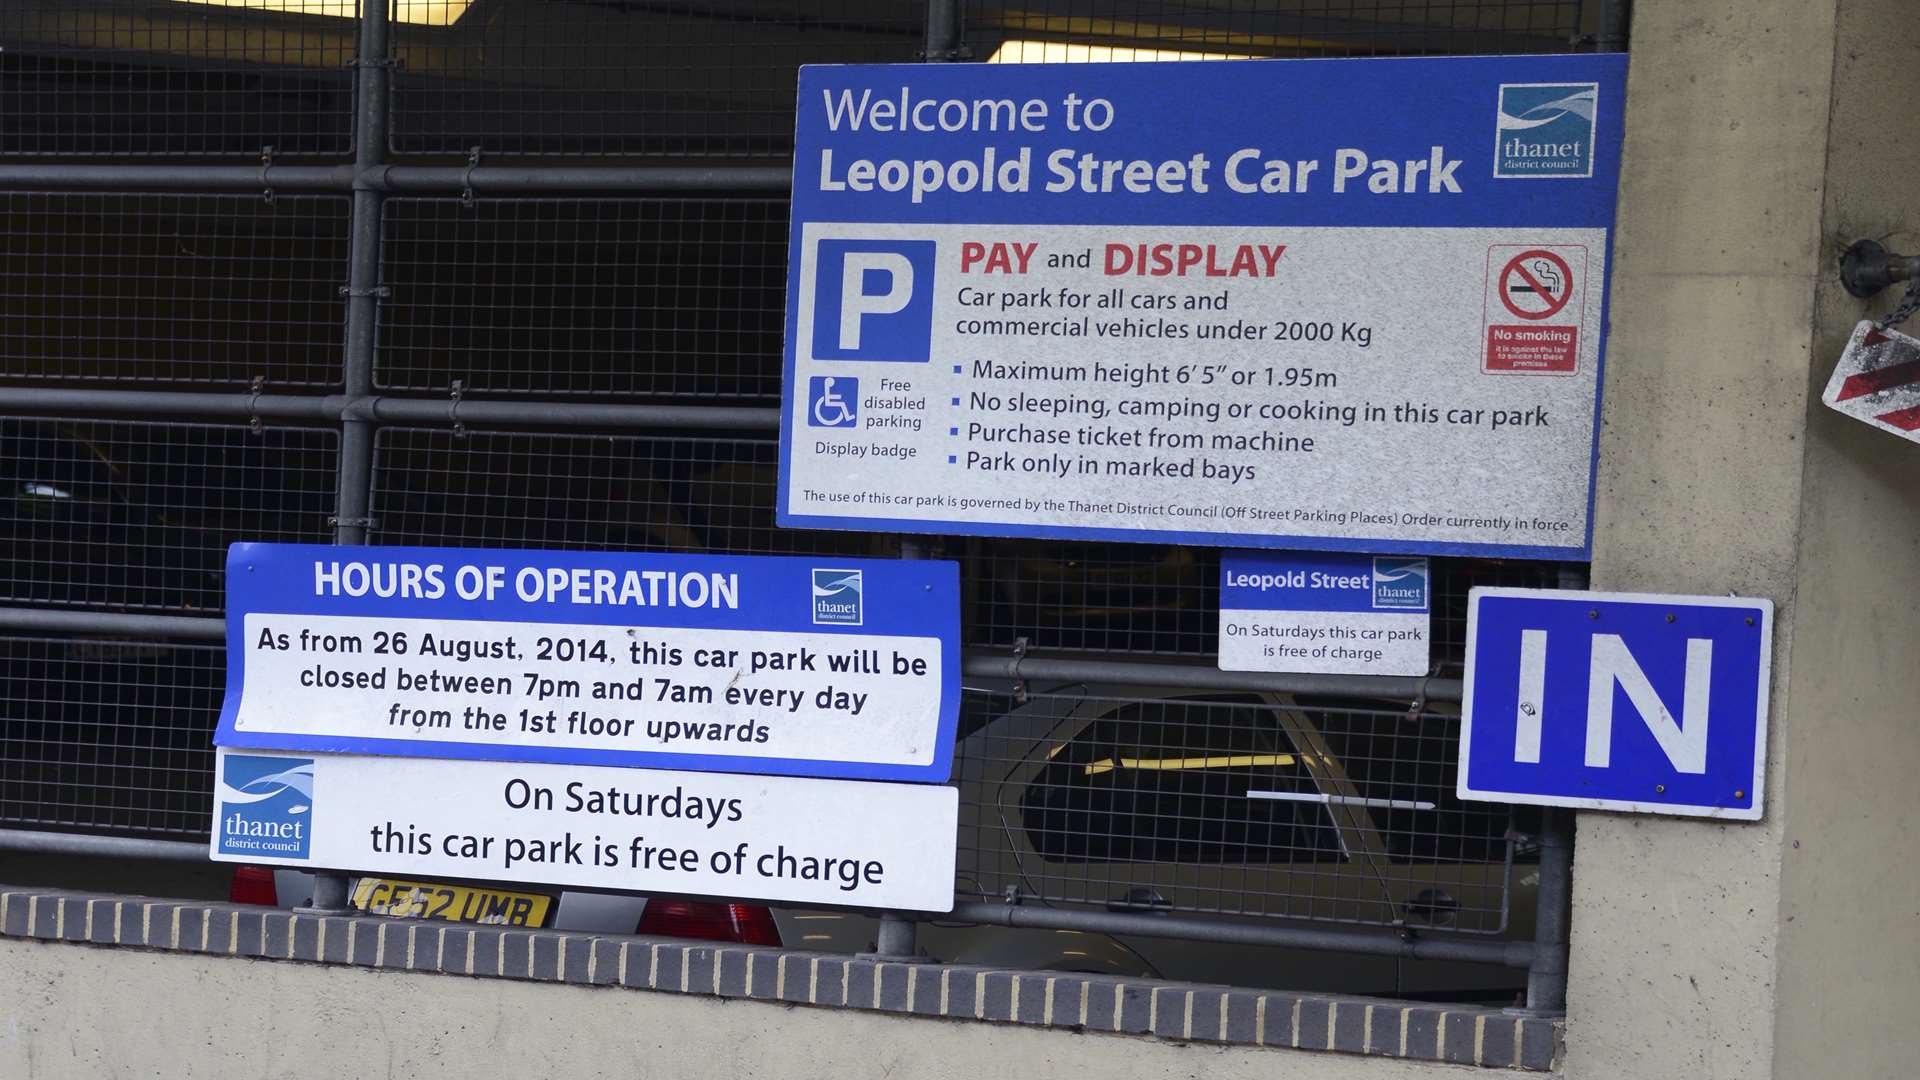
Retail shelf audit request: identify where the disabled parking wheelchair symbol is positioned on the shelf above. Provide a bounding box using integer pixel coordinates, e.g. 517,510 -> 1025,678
808,376 -> 858,428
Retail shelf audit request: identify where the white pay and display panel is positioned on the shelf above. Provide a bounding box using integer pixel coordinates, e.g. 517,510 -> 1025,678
787,223 -> 1603,555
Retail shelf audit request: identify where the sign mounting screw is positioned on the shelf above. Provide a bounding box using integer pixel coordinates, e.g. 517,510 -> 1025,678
1654,784 -> 1667,794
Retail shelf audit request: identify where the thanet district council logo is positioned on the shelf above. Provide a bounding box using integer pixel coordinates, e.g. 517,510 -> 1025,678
1371,558 -> 1430,611
1495,83 -> 1598,178
217,754 -> 315,859
812,568 -> 863,625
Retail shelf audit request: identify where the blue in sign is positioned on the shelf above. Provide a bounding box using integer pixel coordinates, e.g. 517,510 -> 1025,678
1459,588 -> 1773,819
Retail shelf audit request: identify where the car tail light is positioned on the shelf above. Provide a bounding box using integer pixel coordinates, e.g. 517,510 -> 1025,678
228,866 -> 278,907
635,900 -> 781,947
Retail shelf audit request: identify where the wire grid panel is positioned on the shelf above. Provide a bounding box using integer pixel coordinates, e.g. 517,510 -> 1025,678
0,418 -> 339,614
953,687 -> 1515,932
965,537 -> 1220,656
0,635 -> 225,839
370,426 -> 895,558
1428,557 -> 1563,675
963,0 -> 1585,61
0,0 -> 357,158
387,0 -> 927,157
0,193 -> 350,389
377,199 -> 789,400
368,427 -> 1209,648
966,544 -> 1566,661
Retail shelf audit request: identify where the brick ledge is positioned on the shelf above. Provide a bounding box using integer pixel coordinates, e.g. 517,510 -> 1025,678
0,887 -> 1559,1071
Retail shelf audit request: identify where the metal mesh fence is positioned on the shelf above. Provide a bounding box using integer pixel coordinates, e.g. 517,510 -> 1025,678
377,199 -> 789,400
962,0 -> 1585,62
370,427 -> 890,558
965,538 -> 1219,656
0,418 -> 340,613
968,545 -> 1565,663
0,0 -> 357,158
370,427 -> 1565,665
0,0 -> 1605,952
953,687 -> 1523,932
0,635 -> 224,838
400,455 -> 1546,659
0,193 -> 351,389
388,0 -> 928,158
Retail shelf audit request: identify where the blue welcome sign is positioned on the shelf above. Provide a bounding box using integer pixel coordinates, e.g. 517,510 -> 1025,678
778,54 -> 1627,559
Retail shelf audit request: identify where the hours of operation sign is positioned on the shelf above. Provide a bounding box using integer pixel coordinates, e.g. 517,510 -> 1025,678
778,55 -> 1626,558
215,543 -> 962,783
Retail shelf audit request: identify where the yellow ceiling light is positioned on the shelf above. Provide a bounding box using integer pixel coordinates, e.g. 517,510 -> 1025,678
166,0 -> 472,27
392,0 -> 472,25
1082,753 -> 1294,777
988,39 -> 1253,64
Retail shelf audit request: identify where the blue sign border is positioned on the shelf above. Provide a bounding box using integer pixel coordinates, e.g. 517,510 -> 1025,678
215,543 -> 963,784
1459,587 -> 1773,819
775,53 -> 1628,560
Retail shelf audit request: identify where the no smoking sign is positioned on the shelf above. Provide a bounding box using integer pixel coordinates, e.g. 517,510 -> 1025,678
1483,244 -> 1588,374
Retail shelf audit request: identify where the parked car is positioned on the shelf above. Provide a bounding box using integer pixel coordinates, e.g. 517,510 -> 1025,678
0,417 -> 334,613
248,683 -> 1535,1002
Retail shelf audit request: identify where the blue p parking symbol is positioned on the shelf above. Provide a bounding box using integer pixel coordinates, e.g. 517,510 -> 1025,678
812,239 -> 936,362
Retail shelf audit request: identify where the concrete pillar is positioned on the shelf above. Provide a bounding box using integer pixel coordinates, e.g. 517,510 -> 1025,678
1772,1 -> 1920,1075
1570,1 -> 1920,1077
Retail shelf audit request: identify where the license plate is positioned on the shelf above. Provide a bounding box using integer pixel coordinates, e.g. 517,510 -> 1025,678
350,878 -> 552,927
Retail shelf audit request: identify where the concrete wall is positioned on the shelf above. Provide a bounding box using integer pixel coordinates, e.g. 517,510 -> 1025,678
1568,1 -> 1832,1077
1771,1 -> 1920,1076
0,937 -> 1482,1080
7,4 -> 1918,1079
1573,1 -> 1920,1079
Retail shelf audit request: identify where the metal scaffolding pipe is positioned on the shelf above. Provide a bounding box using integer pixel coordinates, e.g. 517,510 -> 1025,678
369,164 -> 792,194
0,388 -> 782,432
1525,808 -> 1574,1012
353,396 -> 782,432
1596,0 -> 1630,50
0,607 -> 1465,701
963,652 -> 1462,703
0,164 -> 792,196
0,829 -> 207,862
947,902 -> 1535,968
0,607 -> 225,641
0,164 -> 356,192
0,387 -> 339,421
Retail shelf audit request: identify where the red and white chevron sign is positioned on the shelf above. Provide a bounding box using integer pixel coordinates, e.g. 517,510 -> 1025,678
1823,321 -> 1920,441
